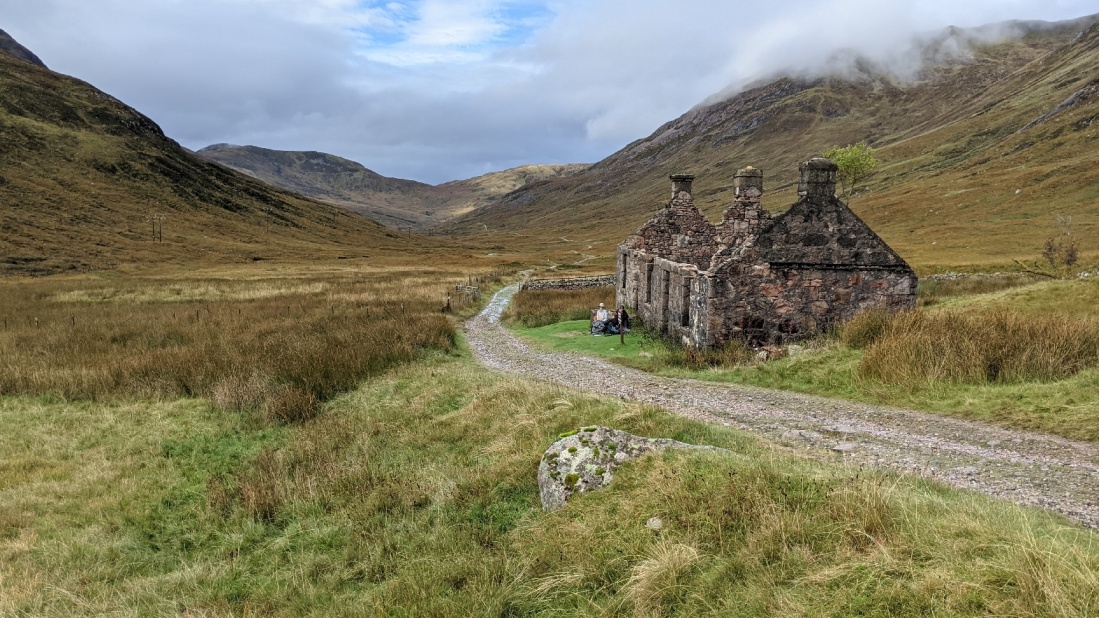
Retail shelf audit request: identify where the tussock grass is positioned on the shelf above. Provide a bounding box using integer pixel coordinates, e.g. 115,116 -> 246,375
505,285 -> 615,327
0,271 -> 458,421
839,309 -> 893,349
917,275 -> 1038,308
624,542 -> 701,616
859,308 -> 1097,384
3,358 -> 1095,616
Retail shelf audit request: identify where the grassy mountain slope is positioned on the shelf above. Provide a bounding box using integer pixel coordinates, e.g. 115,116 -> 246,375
448,17 -> 1098,273
0,46 -> 428,276
195,143 -> 586,229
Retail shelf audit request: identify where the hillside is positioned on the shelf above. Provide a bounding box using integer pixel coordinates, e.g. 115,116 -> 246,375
0,37 -> 430,276
448,16 -> 1099,273
195,143 -> 586,229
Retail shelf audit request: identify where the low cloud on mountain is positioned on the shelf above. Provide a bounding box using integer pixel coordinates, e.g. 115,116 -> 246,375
1,0 -> 1093,183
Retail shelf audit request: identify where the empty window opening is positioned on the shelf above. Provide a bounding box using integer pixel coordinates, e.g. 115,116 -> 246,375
681,278 -> 692,327
642,261 -> 651,303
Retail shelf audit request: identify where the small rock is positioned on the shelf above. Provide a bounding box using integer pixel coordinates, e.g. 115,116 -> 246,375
824,424 -> 858,435
781,429 -> 822,442
645,516 -> 664,531
832,442 -> 858,453
955,466 -> 980,476
987,440 -> 1001,447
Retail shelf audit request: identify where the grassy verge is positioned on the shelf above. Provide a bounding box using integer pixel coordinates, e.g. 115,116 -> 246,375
1,354 -> 1095,616
508,279 -> 1099,441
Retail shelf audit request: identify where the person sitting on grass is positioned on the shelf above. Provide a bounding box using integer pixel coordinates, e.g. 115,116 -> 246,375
591,303 -> 610,335
607,305 -> 630,335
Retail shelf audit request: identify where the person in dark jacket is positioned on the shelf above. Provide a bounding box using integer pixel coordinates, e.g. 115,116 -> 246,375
609,305 -> 630,333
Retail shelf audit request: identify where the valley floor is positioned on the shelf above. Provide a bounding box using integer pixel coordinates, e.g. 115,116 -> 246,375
468,285 -> 1099,528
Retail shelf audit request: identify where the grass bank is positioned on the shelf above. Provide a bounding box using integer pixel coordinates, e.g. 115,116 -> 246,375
1,355 -> 1095,616
507,280 -> 1099,441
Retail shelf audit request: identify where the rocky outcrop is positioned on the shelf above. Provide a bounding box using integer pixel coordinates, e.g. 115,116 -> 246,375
537,426 -> 727,510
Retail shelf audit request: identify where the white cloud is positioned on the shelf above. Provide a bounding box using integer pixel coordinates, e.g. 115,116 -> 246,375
0,0 -> 1094,183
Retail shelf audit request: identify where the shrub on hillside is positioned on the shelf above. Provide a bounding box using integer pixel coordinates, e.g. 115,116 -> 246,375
859,308 -> 1097,384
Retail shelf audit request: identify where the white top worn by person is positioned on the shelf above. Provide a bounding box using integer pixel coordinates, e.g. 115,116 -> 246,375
595,303 -> 609,321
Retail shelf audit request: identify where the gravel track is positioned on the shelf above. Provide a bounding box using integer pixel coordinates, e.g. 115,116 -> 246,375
466,284 -> 1098,528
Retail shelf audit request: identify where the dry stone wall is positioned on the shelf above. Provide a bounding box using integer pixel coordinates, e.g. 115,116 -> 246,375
523,275 -> 615,291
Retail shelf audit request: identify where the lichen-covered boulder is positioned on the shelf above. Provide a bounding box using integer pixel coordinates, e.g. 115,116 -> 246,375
537,426 -> 727,510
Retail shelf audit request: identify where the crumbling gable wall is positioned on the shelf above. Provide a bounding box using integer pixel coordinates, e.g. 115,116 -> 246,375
617,174 -> 717,329
617,159 -> 916,349
621,175 -> 717,270
707,159 -> 916,346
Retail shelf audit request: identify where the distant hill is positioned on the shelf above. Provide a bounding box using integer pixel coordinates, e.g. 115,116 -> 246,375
0,32 -> 426,275
195,144 -> 586,229
449,16 -> 1099,273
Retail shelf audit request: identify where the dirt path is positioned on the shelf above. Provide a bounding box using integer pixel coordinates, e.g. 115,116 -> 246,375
466,284 -> 1098,528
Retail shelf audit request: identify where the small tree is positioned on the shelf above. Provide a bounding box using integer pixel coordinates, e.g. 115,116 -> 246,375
1014,215 -> 1082,279
823,143 -> 877,198
1041,215 -> 1079,270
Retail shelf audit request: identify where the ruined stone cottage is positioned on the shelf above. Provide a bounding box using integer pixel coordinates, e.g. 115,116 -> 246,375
615,158 -> 917,348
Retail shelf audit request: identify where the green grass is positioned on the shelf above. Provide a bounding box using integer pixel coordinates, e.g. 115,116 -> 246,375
926,278 -> 1099,317
1,355 -> 1095,616
512,312 -> 1098,441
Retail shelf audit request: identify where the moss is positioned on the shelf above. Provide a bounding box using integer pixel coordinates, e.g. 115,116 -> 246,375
568,447 -> 578,454
558,429 -> 579,438
564,473 -> 579,488
596,468 -> 605,475
592,447 -> 600,458
583,426 -> 598,432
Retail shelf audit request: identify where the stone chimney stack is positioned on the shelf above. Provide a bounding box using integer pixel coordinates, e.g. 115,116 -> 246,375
715,165 -> 770,252
733,166 -> 764,204
669,174 -> 695,201
798,157 -> 838,199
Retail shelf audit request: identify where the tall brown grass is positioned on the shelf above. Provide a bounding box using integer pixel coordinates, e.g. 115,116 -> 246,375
0,272 -> 458,422
505,285 -> 615,327
917,275 -> 1037,308
857,308 -> 1097,384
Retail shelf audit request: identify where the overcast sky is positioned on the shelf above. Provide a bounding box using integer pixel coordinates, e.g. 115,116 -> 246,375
2,0 -> 1094,183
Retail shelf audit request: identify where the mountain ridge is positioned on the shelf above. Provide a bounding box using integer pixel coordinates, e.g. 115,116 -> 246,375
194,143 -> 587,229
446,15 -> 1098,273
0,32 -> 432,275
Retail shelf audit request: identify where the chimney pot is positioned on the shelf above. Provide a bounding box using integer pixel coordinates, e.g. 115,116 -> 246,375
733,166 -> 764,196
669,173 -> 695,200
798,157 -> 837,199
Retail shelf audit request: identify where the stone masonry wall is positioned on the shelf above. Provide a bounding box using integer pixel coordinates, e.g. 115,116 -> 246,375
624,177 -> 718,272
617,160 -> 917,350
705,261 -> 917,347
